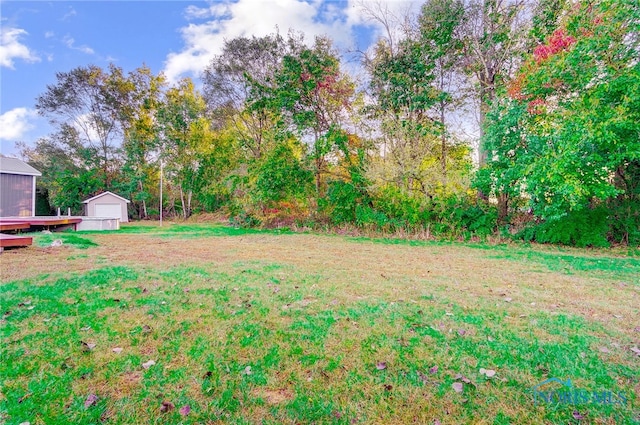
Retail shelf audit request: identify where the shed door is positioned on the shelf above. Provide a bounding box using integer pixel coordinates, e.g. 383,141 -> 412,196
95,203 -> 121,219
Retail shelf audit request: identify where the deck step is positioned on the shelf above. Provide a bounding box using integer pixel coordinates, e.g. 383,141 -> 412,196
0,233 -> 33,249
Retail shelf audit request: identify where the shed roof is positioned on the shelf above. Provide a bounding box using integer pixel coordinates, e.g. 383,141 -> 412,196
0,156 -> 42,176
82,191 -> 130,204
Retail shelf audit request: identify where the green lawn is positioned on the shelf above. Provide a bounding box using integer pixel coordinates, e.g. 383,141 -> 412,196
1,224 -> 638,424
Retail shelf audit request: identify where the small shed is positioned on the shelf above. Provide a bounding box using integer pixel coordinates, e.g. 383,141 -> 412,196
82,191 -> 130,223
0,156 -> 42,217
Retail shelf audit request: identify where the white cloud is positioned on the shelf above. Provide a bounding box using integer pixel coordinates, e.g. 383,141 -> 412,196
61,6 -> 77,21
62,34 -> 95,55
0,27 -> 40,69
45,31 -> 55,38
163,0 -> 368,84
164,0 -> 424,84
0,108 -> 37,141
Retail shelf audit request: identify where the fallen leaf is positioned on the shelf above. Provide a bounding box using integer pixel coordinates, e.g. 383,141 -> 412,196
479,368 -> 496,378
179,405 -> 190,416
203,371 -> 213,379
84,393 -> 98,408
487,336 -> 495,342
634,327 -> 640,332
18,393 -> 32,403
142,360 -> 156,369
598,346 -> 610,353
80,326 -> 91,331
630,346 -> 640,356
457,329 -> 466,336
243,366 -> 252,375
19,422 -> 30,425
160,401 -> 174,413
142,325 -> 152,333
504,297 -> 512,302
429,365 -> 438,374
452,382 -> 463,393
112,347 -> 123,354
417,371 -> 428,383
81,341 -> 96,351
572,410 -> 585,420
383,384 -> 393,391
434,420 -> 442,425
376,362 -> 387,370
454,374 -> 472,384
613,314 -> 623,319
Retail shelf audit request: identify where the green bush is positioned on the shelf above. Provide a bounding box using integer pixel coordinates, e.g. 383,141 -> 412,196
229,211 -> 261,228
253,142 -> 312,205
516,206 -> 611,248
321,180 -> 368,225
371,186 -> 431,229
355,204 -> 394,230
428,194 -> 497,238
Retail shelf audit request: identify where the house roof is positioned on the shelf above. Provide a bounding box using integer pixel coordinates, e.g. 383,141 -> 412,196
0,156 -> 42,176
82,191 -> 131,204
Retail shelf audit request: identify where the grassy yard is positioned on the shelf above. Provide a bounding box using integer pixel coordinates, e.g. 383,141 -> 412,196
1,223 -> 639,424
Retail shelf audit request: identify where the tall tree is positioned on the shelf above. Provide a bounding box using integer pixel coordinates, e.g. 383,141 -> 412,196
202,33 -> 303,160
484,0 -> 640,243
259,36 -> 356,197
419,0 -> 465,180
157,78 -> 211,219
120,66 -> 167,219
461,0 -> 528,167
35,64 -> 132,188
366,3 -> 472,197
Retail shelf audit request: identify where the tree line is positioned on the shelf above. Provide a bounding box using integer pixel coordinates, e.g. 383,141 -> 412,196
20,0 -> 639,246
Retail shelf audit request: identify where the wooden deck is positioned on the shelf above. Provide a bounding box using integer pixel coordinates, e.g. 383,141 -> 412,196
0,222 -> 30,232
0,217 -> 82,228
0,233 -> 33,249
0,217 -> 84,251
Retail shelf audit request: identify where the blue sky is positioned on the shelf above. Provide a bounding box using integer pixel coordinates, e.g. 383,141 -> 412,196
0,0 -> 418,156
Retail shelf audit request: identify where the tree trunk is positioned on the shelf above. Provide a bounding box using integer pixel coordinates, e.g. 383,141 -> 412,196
478,82 -> 493,168
497,192 -> 509,224
180,187 -> 187,220
440,99 -> 447,184
187,190 -> 192,219
139,180 -> 147,219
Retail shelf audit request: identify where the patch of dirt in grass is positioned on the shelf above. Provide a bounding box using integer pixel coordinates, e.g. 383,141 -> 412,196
252,388 -> 295,405
111,371 -> 143,400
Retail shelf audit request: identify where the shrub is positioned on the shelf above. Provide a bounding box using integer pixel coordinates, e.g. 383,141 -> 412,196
516,206 -> 611,247
321,181 -> 368,225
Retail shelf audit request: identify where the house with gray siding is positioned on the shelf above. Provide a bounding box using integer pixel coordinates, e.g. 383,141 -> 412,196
0,156 -> 41,217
